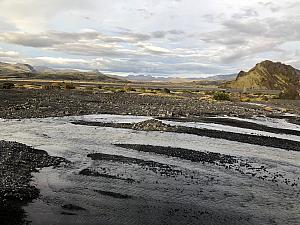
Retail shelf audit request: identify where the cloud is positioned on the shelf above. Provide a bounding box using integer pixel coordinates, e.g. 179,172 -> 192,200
200,13 -> 300,63
0,30 -> 180,58
139,44 -> 171,55
0,0 -> 98,31
0,48 -> 20,57
0,33 -> 62,47
258,2 -> 280,12
232,8 -> 259,19
0,0 -> 299,76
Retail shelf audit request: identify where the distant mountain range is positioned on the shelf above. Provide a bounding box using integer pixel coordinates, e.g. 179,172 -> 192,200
2,61 -> 298,90
116,74 -> 237,82
0,62 -> 119,82
0,62 -> 36,74
226,60 -> 300,91
0,61 -> 237,82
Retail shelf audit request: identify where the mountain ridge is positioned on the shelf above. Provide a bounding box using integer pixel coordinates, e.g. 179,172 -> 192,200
226,60 -> 300,90
0,62 -> 119,82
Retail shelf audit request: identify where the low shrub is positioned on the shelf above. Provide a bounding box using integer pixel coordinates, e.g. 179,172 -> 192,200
123,86 -> 136,92
63,82 -> 76,90
213,91 -> 230,101
160,88 -> 171,94
139,87 -> 146,93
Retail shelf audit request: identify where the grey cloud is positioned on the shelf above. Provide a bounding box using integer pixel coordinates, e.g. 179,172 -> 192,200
202,13 -> 225,23
168,30 -> 185,35
152,31 -> 167,38
200,14 -> 300,63
137,8 -> 154,18
0,29 -> 186,51
232,9 -> 259,19
219,40 -> 281,64
222,19 -> 265,36
151,30 -> 185,39
117,31 -> 151,42
258,2 -> 280,12
201,30 -> 248,46
0,33 -> 62,47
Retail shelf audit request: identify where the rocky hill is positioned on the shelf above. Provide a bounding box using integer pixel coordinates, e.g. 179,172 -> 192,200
226,60 -> 300,91
0,62 -> 36,76
0,62 -> 120,81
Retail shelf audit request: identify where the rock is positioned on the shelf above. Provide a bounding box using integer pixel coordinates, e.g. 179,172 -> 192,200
132,119 -> 173,131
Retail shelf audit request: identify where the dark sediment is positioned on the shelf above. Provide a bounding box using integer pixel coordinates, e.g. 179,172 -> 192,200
157,116 -> 300,136
87,152 -> 182,177
94,190 -> 132,199
115,144 -> 299,187
61,204 -> 86,211
79,168 -> 135,183
175,126 -> 300,152
115,144 -> 236,165
73,119 -> 300,152
0,140 -> 67,225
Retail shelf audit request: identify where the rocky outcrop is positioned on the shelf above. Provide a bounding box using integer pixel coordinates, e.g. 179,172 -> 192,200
226,60 -> 300,91
0,62 -> 36,76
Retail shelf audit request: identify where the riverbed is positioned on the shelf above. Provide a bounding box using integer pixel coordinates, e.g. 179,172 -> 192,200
0,114 -> 299,225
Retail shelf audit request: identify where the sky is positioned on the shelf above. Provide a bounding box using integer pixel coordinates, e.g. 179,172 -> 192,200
0,0 -> 299,77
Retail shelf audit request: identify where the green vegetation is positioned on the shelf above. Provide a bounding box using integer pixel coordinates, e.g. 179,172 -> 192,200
213,91 -> 230,101
123,86 -> 136,92
160,88 -> 171,94
63,82 -> 76,90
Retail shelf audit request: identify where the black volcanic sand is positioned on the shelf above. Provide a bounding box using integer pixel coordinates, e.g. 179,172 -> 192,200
0,141 -> 67,225
94,190 -> 132,199
72,119 -> 300,152
114,144 -> 299,187
79,168 -> 135,183
0,89 -> 291,119
157,116 -> 300,136
115,144 -> 236,164
87,152 -> 182,177
86,148 -> 237,183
